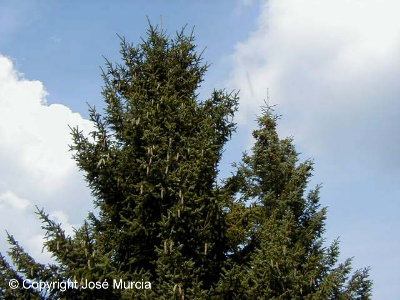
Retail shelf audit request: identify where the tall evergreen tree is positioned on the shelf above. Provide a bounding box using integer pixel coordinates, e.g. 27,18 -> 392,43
0,25 -> 372,299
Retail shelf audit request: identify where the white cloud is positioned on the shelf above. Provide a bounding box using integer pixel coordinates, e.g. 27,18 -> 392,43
0,56 -> 93,191
0,190 -> 30,210
50,210 -> 76,237
0,55 -> 93,263
229,0 -> 400,171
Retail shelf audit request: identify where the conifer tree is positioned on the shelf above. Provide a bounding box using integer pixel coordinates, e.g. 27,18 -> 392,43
0,24 -> 372,299
214,111 -> 372,299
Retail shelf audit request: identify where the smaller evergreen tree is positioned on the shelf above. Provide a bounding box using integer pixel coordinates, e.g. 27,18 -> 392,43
215,110 -> 372,299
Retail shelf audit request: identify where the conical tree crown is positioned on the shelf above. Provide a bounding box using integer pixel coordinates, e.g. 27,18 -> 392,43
217,109 -> 372,299
69,24 -> 238,296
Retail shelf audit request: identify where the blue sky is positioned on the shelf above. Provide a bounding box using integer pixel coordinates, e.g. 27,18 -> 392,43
0,1 -> 399,298
0,0 -> 260,114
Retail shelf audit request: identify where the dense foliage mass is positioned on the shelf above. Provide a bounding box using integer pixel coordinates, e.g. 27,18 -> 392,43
0,25 -> 372,299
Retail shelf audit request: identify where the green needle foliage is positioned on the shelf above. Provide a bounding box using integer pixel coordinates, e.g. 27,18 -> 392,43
0,24 -> 372,299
